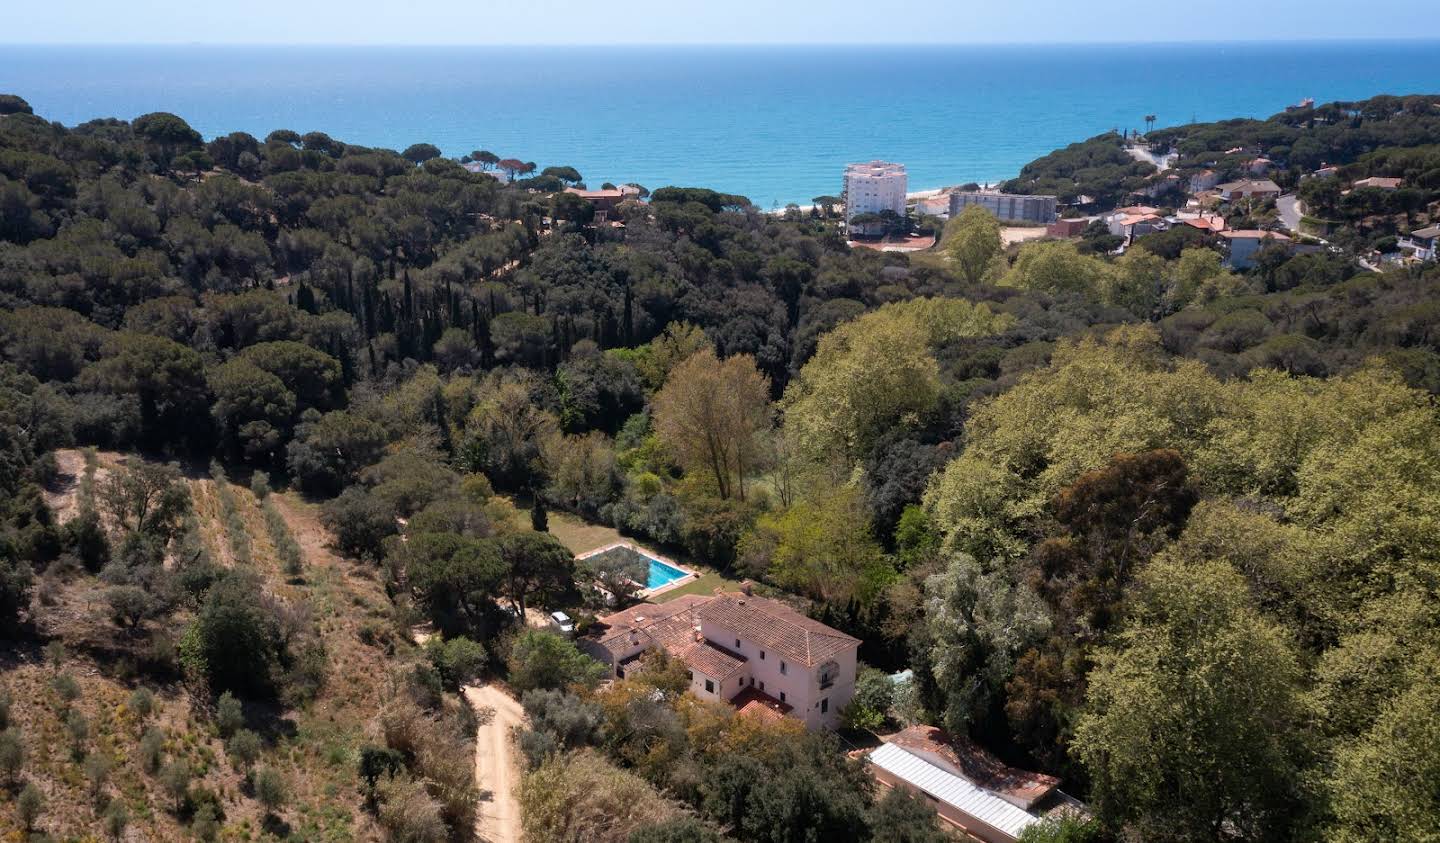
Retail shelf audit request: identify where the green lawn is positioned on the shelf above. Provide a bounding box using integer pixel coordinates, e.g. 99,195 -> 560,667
650,568 -> 745,603
495,494 -> 744,603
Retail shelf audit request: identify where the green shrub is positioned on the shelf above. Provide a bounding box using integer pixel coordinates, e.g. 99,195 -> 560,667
0,728 -> 24,783
227,729 -> 262,770
140,726 -> 165,773
128,686 -> 156,720
215,691 -> 244,737
253,766 -> 287,814
18,781 -> 44,830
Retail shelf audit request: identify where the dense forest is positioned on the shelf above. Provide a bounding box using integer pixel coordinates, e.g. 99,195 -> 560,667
2,90 -> 1439,842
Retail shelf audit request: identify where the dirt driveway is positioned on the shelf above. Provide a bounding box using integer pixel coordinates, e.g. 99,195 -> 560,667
411,626 -> 527,843
464,683 -> 527,843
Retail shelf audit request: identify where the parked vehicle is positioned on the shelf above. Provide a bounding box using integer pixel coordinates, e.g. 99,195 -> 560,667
549,610 -> 575,636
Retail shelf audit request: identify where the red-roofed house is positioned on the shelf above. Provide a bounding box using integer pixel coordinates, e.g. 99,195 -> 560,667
564,187 -> 627,221
580,584 -> 860,729
1352,176 -> 1403,191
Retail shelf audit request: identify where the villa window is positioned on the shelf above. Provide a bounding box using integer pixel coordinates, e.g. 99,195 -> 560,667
705,679 -> 714,694
760,651 -> 765,660
819,660 -> 838,690
779,691 -> 786,703
735,638 -> 742,649
759,681 -> 765,691
821,698 -> 828,714
780,661 -> 788,676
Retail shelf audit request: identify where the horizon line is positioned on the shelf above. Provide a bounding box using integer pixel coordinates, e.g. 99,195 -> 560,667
5,36 -> 1440,48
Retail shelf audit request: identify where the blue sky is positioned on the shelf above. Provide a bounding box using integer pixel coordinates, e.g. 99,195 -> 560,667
10,0 -> 1440,44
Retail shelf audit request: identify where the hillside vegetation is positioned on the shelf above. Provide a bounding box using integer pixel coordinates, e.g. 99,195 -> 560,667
2,91 -> 1439,842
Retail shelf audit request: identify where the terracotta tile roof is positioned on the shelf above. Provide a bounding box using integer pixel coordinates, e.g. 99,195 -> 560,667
886,725 -> 1059,809
1410,225 -> 1440,239
1221,229 -> 1290,241
1353,177 -> 1402,189
566,187 -> 625,199
592,595 -> 710,655
731,687 -> 793,721
681,640 -> 748,679
697,594 -> 859,667
1180,216 -> 1226,232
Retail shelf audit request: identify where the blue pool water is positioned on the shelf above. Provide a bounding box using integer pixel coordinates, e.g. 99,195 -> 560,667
647,558 -> 689,590
3,43 -> 1438,206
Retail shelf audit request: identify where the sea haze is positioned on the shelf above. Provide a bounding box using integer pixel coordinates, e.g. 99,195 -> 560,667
4,42 -> 1439,206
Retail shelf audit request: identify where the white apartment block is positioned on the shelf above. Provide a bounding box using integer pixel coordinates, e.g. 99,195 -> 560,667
843,161 -> 908,223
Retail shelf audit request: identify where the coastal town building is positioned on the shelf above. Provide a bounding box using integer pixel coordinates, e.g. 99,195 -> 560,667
1401,224 -> 1440,261
1308,164 -> 1341,180
842,161 -> 908,225
1173,213 -> 1227,234
580,584 -> 860,730
1045,218 -> 1088,238
1188,169 -> 1220,192
1352,176 -> 1403,190
1106,206 -> 1165,241
949,191 -> 1058,224
1216,179 -> 1282,202
564,187 -> 627,222
862,725 -> 1088,842
913,194 -> 950,217
1221,229 -> 1291,269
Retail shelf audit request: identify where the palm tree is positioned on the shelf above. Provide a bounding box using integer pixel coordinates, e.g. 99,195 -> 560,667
1144,114 -> 1157,135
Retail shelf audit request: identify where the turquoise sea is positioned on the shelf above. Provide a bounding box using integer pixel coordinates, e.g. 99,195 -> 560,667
3,42 -> 1439,206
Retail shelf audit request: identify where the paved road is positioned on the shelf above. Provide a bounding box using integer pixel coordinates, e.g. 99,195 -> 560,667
1277,194 -> 1304,233
465,684 -> 527,843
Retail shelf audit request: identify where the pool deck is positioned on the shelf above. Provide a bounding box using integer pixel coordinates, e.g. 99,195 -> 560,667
575,540 -> 701,600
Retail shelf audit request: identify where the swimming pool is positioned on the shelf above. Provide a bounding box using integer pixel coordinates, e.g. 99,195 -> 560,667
578,542 -> 696,597
647,557 -> 690,590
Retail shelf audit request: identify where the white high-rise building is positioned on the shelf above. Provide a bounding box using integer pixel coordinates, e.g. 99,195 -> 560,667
842,161 -> 907,225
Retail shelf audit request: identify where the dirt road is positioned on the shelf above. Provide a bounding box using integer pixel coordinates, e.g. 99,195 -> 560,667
464,684 -> 527,843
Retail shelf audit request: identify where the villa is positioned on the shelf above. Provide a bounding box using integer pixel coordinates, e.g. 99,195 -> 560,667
1352,176 -> 1403,191
1401,224 -> 1440,261
862,725 -> 1088,842
580,582 -> 860,730
564,187 -> 628,222
1216,179 -> 1282,202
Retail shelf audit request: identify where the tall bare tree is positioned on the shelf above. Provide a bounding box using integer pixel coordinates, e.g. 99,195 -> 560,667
652,348 -> 771,501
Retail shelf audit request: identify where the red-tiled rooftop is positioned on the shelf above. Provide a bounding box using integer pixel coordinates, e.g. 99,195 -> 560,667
592,594 -> 710,653
697,593 -> 860,667
566,187 -> 625,200
731,687 -> 793,722
681,640 -> 747,679
886,725 -> 1059,809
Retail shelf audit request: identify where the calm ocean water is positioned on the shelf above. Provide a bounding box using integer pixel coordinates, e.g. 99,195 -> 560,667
3,43 -> 1438,206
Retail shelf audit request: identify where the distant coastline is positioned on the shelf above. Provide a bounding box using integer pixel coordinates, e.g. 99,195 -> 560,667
4,41 -> 1438,204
